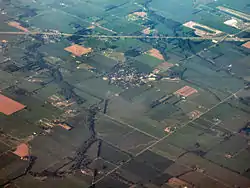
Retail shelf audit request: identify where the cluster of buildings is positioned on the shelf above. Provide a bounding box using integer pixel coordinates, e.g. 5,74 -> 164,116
47,94 -> 79,118
224,17 -> 250,30
127,11 -> 148,21
35,29 -> 62,44
48,94 -> 75,109
103,63 -> 161,89
38,118 -> 72,131
183,21 -> 224,40
26,68 -> 51,84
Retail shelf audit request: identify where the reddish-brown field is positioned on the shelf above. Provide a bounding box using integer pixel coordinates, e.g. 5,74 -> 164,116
148,48 -> 164,60
167,177 -> 191,187
64,44 -> 92,56
156,61 -> 174,70
242,41 -> 250,49
8,21 -> 29,32
13,143 -> 29,158
0,94 -> 26,115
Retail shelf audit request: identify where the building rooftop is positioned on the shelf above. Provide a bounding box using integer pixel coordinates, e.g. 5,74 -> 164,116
174,86 -> 198,97
133,11 -> 147,17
